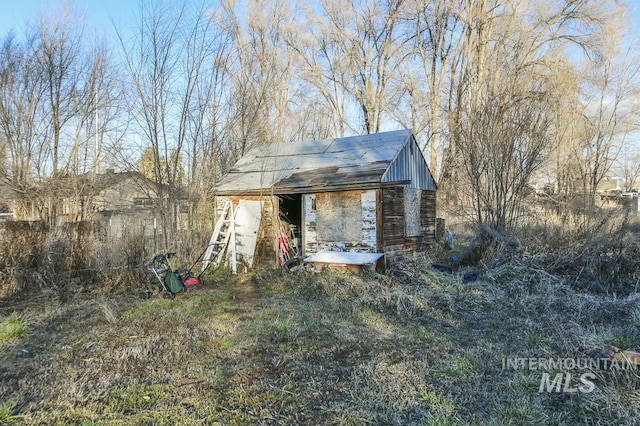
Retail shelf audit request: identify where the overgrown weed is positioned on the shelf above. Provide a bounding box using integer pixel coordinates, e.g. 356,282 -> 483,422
1,211 -> 640,423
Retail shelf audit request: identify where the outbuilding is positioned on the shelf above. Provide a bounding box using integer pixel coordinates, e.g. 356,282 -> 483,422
212,129 -> 437,270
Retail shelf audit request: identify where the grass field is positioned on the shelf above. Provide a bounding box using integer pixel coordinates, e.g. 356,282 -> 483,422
1,259 -> 640,425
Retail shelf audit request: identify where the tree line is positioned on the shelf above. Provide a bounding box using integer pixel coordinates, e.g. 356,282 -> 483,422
1,0 -> 639,246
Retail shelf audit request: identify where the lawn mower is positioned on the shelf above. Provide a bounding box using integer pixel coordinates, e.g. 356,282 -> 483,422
138,251 -> 202,299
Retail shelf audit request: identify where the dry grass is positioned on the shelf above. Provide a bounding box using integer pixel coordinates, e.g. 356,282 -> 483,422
0,252 -> 639,425
443,205 -> 640,296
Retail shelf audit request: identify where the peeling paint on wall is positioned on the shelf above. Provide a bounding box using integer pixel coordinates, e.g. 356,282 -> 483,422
361,190 -> 377,249
303,193 -> 317,255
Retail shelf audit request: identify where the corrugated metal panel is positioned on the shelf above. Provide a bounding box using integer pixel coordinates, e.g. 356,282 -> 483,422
382,135 -> 436,190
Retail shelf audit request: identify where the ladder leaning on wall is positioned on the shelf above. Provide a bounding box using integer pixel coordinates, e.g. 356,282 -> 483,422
201,200 -> 238,274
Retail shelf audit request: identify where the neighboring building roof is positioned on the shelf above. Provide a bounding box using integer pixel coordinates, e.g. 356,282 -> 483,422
215,129 -> 436,195
40,170 -> 152,197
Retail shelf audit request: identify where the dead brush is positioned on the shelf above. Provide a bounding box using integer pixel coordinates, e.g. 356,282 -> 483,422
515,209 -> 640,295
0,221 -> 48,297
582,366 -> 640,422
3,242 -> 640,424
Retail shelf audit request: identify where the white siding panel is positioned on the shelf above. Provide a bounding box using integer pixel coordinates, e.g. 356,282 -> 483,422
303,194 -> 318,255
361,189 -> 377,249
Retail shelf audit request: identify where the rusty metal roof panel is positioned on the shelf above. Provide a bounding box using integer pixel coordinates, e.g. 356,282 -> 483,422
215,129 -> 431,195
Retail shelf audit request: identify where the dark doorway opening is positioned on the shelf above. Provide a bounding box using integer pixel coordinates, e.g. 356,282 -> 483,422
278,194 -> 303,256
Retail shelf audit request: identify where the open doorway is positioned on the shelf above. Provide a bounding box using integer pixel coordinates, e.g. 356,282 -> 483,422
278,194 -> 303,257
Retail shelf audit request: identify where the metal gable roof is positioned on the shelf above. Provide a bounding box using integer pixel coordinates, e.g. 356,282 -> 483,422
214,129 -> 420,195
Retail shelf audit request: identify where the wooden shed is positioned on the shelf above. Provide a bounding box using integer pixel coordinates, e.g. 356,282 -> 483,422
213,129 -> 437,269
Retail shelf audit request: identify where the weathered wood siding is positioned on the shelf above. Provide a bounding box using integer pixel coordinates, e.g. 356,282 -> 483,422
379,187 -> 436,261
220,186 -> 436,267
304,189 -> 377,255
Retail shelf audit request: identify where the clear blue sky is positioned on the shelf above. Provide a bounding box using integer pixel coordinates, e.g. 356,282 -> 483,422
2,0 -> 640,33
1,0 -> 640,42
0,0 -> 138,40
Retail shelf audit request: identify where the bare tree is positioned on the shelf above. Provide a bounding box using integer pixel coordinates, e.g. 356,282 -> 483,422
216,0 -> 299,154
118,0 -> 229,248
400,0 -> 464,178
66,41 -> 120,178
0,3 -> 122,224
451,0 -> 617,233
20,3 -> 123,225
571,16 -> 640,210
285,0 -> 411,136
283,3 -> 351,138
618,149 -> 640,193
0,31 -> 48,219
36,4 -> 87,177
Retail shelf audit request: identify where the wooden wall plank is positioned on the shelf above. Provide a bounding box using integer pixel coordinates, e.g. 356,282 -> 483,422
380,187 -> 436,262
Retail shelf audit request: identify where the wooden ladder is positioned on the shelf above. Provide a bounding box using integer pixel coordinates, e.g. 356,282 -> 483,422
202,201 -> 238,273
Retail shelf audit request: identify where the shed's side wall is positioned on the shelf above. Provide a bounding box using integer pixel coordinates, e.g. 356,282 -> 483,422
380,187 -> 436,261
